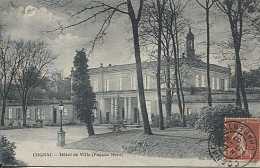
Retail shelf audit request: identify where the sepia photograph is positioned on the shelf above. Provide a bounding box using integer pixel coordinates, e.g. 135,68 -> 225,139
0,0 -> 259,167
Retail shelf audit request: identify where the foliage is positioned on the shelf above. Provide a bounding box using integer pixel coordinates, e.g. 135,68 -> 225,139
13,40 -> 54,126
195,104 -> 250,133
72,49 -> 95,136
44,72 -> 72,100
111,121 -> 127,132
165,113 -> 182,128
7,120 -> 14,127
243,68 -> 260,89
186,113 -> 199,128
0,136 -> 16,165
152,113 -> 199,128
151,114 -> 160,128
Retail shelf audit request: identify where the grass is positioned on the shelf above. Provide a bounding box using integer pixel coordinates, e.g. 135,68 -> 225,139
65,127 -> 210,159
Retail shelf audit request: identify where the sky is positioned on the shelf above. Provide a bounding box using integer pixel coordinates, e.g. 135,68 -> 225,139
1,0 -> 259,77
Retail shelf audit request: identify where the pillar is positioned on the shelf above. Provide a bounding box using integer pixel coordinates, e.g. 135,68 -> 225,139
137,96 -> 141,111
137,96 -> 142,125
111,98 -> 114,122
99,97 -> 105,124
124,97 -> 128,120
128,97 -> 132,123
114,97 -> 118,122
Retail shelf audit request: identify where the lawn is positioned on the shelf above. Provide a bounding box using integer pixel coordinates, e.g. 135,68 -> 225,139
65,127 -> 210,159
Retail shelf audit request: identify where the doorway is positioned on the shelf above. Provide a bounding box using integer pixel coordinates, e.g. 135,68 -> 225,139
106,112 -> 110,124
134,108 -> 138,124
221,79 -> 225,91
53,108 -> 57,124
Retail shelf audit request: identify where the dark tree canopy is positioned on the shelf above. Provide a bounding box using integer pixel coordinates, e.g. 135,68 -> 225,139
72,49 -> 95,136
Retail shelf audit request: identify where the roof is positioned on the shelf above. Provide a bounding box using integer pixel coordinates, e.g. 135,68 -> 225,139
88,58 -> 230,75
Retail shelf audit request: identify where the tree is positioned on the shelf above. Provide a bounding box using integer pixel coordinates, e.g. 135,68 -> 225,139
195,0 -> 216,107
156,0 -> 166,130
139,0 -> 166,130
0,37 -> 22,126
168,0 -> 188,127
243,68 -> 260,90
15,40 -> 54,126
72,49 -> 95,136
39,0 -> 152,135
216,0 -> 258,113
127,0 -> 152,134
45,71 -> 72,100
140,0 -> 189,127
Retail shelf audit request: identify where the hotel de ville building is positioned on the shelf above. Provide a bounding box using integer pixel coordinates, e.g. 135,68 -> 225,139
81,28 -> 231,125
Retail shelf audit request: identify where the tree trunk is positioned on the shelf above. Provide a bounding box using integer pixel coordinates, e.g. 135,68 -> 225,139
225,1 -> 248,112
86,112 -> 95,136
156,0 -> 164,130
169,1 -> 185,127
206,8 -> 212,107
171,31 -> 186,127
22,99 -> 27,126
178,59 -> 186,122
165,55 -> 172,127
127,0 -> 152,135
1,98 -> 7,126
235,64 -> 242,107
235,49 -> 249,113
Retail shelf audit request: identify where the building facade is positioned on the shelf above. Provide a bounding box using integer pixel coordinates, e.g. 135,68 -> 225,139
86,29 -> 231,125
3,100 -> 77,127
3,29 -> 234,126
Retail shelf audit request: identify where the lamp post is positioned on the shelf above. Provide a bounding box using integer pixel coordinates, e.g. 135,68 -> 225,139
59,101 -> 64,131
57,101 -> 66,146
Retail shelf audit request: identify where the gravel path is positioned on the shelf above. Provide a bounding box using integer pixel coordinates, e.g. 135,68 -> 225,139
1,125 -> 259,167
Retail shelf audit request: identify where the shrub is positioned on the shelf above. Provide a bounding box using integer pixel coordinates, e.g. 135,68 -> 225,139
186,113 -> 199,128
195,104 -> 250,134
0,136 -> 16,165
165,113 -> 182,128
8,120 -> 14,127
151,114 -> 160,128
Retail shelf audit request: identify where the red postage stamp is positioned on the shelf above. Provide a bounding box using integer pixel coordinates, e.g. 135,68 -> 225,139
224,118 -> 259,162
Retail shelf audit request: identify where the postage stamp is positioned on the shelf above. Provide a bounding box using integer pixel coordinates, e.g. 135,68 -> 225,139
208,118 -> 259,167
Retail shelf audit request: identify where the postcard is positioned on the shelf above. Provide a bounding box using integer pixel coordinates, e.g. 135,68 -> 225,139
1,0 -> 259,167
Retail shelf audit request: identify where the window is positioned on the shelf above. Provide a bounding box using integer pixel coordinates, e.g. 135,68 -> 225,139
186,108 -> 192,116
119,78 -> 123,90
195,75 -> 199,87
217,78 -> 220,90
38,109 -> 41,119
8,109 -> 12,119
225,79 -> 228,91
41,109 -> 45,119
93,109 -> 97,118
201,75 -> 205,87
16,108 -> 22,119
161,83 -> 165,89
93,80 -> 98,92
146,101 -> 152,121
27,109 -> 31,119
147,76 -> 151,89
35,108 -> 41,120
144,76 -> 150,89
105,79 -> 110,91
131,76 -> 137,90
211,77 -> 215,90
63,108 -> 68,115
